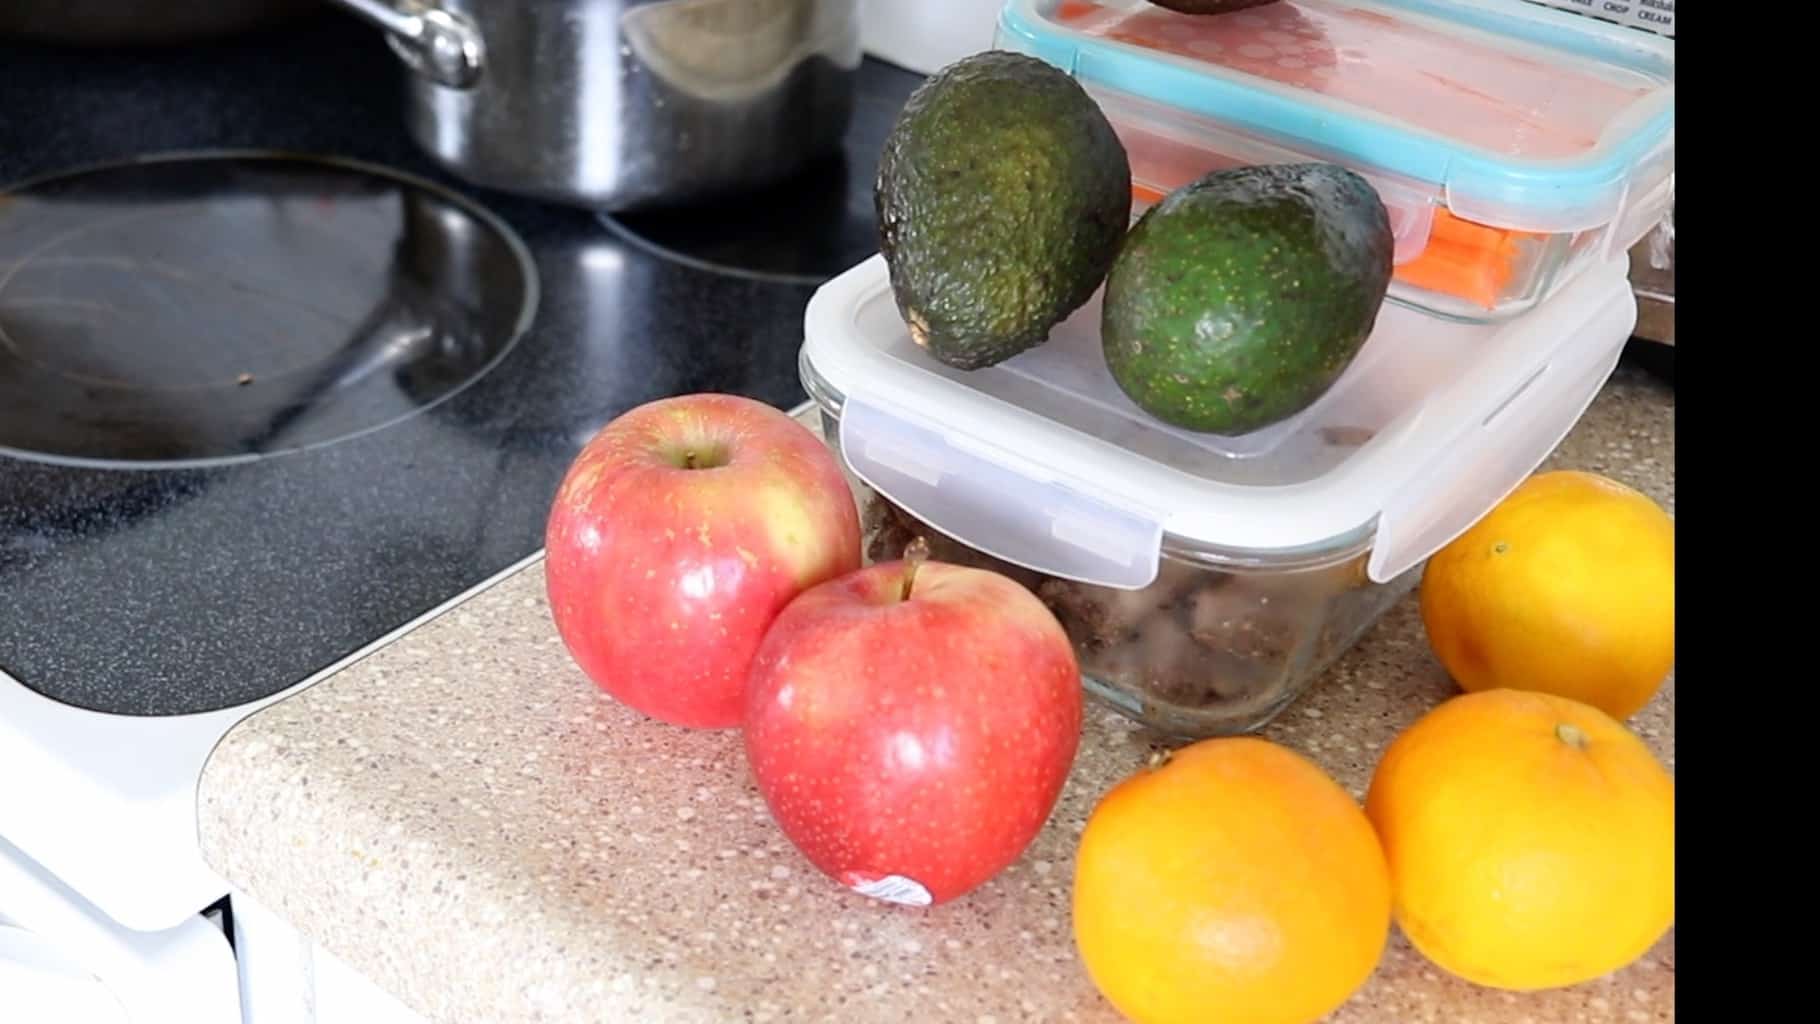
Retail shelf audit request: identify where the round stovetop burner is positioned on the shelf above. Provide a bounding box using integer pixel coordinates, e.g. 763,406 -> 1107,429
0,151 -> 538,469
595,88 -> 904,286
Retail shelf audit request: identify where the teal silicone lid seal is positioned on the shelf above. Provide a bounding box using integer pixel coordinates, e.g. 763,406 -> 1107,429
995,0 -> 1674,233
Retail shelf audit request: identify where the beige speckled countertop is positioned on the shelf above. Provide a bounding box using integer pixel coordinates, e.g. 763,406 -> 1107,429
198,362 -> 1674,1024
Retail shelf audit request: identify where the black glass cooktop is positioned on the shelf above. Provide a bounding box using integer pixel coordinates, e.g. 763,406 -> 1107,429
599,81 -> 906,286
0,13 -> 923,716
0,153 -> 537,468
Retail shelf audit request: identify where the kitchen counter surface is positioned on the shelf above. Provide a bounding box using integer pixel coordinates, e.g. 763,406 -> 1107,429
198,365 -> 1674,1024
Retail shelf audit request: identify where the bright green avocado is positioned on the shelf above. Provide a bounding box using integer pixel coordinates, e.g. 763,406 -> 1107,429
1100,162 -> 1394,435
875,50 -> 1131,371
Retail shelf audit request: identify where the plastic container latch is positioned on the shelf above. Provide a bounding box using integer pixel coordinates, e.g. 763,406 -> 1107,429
1366,284 -> 1636,584
838,396 -> 1163,590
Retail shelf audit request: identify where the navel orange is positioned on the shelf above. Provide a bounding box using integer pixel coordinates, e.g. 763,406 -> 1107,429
1073,737 -> 1390,1024
1419,470 -> 1674,719
1364,689 -> 1675,992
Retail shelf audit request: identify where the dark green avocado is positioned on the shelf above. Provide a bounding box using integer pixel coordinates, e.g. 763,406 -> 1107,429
1148,0 -> 1282,13
875,50 -> 1132,371
1100,162 -> 1394,435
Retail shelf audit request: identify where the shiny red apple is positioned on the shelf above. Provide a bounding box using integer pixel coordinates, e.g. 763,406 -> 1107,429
743,541 -> 1083,906
544,393 -> 861,729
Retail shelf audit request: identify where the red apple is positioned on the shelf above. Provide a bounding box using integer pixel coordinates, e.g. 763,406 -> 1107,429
544,393 -> 861,729
743,541 -> 1083,906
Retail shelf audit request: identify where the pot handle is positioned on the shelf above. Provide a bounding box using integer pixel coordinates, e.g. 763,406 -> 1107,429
326,0 -> 484,89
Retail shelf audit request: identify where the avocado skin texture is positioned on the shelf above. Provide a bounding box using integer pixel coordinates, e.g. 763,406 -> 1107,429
875,50 -> 1131,371
1148,0 -> 1281,13
1101,162 -> 1393,435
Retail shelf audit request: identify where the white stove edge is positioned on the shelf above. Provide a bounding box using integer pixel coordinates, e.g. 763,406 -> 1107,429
0,547 -> 550,934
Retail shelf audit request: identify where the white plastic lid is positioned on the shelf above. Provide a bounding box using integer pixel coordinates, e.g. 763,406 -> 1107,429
801,254 -> 1637,589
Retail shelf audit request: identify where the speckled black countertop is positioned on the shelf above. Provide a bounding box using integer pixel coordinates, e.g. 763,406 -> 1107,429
0,11 -> 923,716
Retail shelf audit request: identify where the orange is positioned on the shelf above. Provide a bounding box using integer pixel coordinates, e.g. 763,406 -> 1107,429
1073,737 -> 1390,1024
1420,469 -> 1674,719
1364,689 -> 1675,992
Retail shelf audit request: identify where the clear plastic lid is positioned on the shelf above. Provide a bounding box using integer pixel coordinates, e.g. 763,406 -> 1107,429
997,0 -> 1675,233
801,255 -> 1637,589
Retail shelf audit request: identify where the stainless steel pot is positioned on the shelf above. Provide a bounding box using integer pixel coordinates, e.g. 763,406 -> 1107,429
326,0 -> 863,212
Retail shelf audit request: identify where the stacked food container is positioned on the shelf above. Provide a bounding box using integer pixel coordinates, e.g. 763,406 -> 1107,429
801,0 -> 1675,738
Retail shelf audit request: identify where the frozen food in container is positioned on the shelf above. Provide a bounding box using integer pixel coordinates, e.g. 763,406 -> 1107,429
798,252 -> 1638,736
993,0 -> 1675,321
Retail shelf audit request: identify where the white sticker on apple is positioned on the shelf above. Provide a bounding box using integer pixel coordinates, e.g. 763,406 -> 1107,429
849,873 -> 933,907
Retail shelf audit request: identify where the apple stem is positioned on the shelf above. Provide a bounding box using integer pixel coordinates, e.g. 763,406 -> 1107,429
900,536 -> 930,601
684,450 -> 699,470
1146,748 -> 1174,772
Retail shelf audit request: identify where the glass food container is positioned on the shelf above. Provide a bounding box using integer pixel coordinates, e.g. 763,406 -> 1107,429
847,488 -> 1416,738
994,0 -> 1675,322
798,251 -> 1639,737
